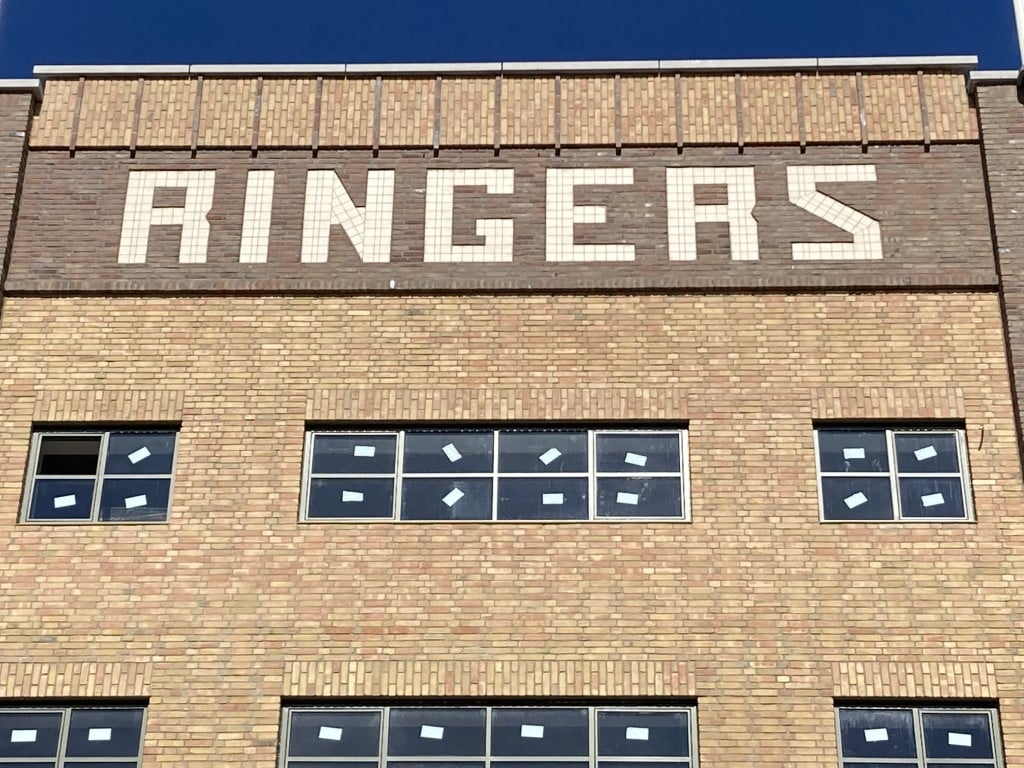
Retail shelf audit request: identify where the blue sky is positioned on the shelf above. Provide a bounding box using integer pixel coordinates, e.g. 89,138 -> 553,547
0,0 -> 1018,77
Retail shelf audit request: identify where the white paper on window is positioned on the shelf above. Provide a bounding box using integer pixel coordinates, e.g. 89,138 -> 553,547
624,452 -> 648,467
53,494 -> 77,509
442,443 -> 463,463
864,728 -> 889,742
420,725 -> 445,740
844,492 -> 868,509
625,727 -> 650,741
538,448 -> 562,465
353,445 -> 376,458
948,732 -> 973,747
128,446 -> 152,464
88,728 -> 112,742
342,491 -> 364,503
542,494 -> 565,506
843,448 -> 866,460
10,730 -> 36,743
617,492 -> 640,506
124,494 -> 148,509
921,493 -> 946,508
319,726 -> 343,741
442,488 -> 465,508
520,724 -> 545,739
914,445 -> 939,461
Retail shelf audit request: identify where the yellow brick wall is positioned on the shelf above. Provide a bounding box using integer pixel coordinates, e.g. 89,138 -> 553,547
620,76 -> 675,145
379,78 -> 434,147
0,292 -> 1021,767
500,77 -> 555,145
681,75 -> 737,144
198,78 -> 257,148
76,79 -> 137,148
137,79 -> 197,148
803,74 -> 861,143
320,78 -> 375,147
441,77 -> 495,146
260,78 -> 317,147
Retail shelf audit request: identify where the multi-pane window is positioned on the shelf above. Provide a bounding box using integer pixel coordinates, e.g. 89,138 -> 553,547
303,428 -> 689,521
837,706 -> 1002,768
815,427 -> 971,521
23,430 -> 177,523
0,706 -> 145,767
281,706 -> 696,768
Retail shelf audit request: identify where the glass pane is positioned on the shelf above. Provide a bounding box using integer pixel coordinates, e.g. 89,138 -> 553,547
287,710 -> 382,758
898,478 -> 967,519
98,478 -> 171,522
598,710 -> 689,758
598,762 -> 689,768
927,764 -> 997,768
895,432 -> 961,474
387,763 -> 485,768
28,479 -> 95,521
596,433 -> 681,473
842,764 -> 919,768
65,763 -> 141,768
36,435 -> 101,475
288,763 -> 379,768
817,431 -> 889,473
490,708 -> 588,757
495,763 -> 589,768
498,431 -> 588,473
820,477 -> 894,521
838,708 -> 916,759
497,478 -> 588,521
387,708 -> 486,757
312,435 -> 398,476
307,478 -> 395,519
400,479 -> 492,521
65,708 -> 144,758
403,432 -> 493,474
0,763 -> 57,768
104,433 -> 176,475
0,711 -> 62,758
922,711 -> 994,759
596,478 -> 683,518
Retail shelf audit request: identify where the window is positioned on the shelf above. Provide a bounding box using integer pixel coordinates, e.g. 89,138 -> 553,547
280,705 -> 697,768
0,706 -> 145,767
302,427 -> 689,521
815,427 -> 971,521
23,429 -> 178,523
837,706 -> 1002,768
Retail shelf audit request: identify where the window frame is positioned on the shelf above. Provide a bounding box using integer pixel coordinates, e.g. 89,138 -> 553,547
813,426 -> 973,523
0,704 -> 147,767
21,428 -> 179,524
279,704 -> 699,768
834,704 -> 1003,768
300,427 -> 691,523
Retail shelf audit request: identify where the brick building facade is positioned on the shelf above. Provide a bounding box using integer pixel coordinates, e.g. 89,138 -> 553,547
0,57 -> 1020,767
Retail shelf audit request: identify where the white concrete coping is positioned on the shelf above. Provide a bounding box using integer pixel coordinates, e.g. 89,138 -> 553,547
0,78 -> 41,94
32,55 -> 981,79
969,70 -> 1020,86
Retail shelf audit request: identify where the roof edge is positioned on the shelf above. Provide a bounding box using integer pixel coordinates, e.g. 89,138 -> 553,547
32,55 -> 980,79
969,70 -> 1020,86
0,78 -> 41,96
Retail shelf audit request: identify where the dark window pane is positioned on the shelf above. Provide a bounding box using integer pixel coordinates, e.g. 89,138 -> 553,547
498,431 -> 588,473
491,708 -> 588,757
596,478 -> 683,518
307,478 -> 395,519
926,764 -> 997,768
598,710 -> 689,758
401,479 -> 492,521
841,764 -> 919,768
821,477 -> 894,521
894,433 -> 961,474
37,435 -> 102,475
838,709 -> 916,759
495,763 -> 589,768
0,763 -> 57,768
65,708 -> 144,758
387,708 -> 486,757
104,433 -> 176,475
288,763 -> 379,768
497,478 -> 588,521
817,431 -> 889,473
312,435 -> 397,475
65,763 -> 142,768
598,762 -> 689,768
0,712 -> 62,758
28,479 -> 95,521
898,478 -> 967,519
403,432 -> 493,474
922,712 -> 994,759
98,478 -> 171,522
287,711 -> 382,758
387,763 -> 485,768
596,433 -> 681,473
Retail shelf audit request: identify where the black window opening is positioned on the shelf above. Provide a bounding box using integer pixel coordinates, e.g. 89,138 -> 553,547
815,427 -> 971,521
303,428 -> 690,522
24,430 -> 178,523
836,706 -> 1002,768
281,706 -> 697,768
0,706 -> 146,767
